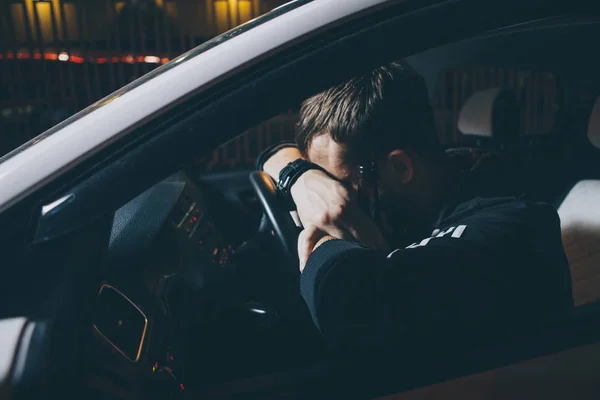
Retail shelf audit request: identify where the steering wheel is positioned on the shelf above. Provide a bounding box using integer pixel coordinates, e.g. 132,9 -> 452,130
249,171 -> 300,269
249,171 -> 322,331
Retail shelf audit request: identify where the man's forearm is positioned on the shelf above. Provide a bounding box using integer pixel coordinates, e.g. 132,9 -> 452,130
263,147 -> 303,180
299,239 -> 392,351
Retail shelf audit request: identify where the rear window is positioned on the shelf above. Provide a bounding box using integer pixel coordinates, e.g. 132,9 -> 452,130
433,67 -> 559,144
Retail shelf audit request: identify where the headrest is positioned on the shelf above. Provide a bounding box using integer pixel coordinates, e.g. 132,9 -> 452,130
458,88 -> 520,140
588,96 -> 600,150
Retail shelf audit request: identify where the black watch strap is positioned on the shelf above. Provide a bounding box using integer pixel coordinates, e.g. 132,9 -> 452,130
277,159 -> 327,211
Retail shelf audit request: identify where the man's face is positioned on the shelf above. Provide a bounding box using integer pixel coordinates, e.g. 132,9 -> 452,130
306,134 -> 410,233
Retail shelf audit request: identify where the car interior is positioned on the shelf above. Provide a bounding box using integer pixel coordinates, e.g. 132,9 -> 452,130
3,5 -> 600,400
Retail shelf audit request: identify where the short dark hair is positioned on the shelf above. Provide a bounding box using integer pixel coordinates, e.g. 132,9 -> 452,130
295,61 -> 440,162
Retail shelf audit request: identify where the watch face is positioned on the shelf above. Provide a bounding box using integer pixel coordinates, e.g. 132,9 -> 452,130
276,160 -> 310,211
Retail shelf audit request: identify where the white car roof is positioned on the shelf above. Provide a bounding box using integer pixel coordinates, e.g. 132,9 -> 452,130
0,0 -> 390,213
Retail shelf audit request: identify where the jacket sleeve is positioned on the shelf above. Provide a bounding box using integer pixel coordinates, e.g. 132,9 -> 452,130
299,201 -> 568,352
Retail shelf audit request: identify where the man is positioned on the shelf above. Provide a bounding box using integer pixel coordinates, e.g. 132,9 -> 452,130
257,61 -> 573,352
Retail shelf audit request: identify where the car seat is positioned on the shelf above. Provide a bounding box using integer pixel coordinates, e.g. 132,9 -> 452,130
458,88 -> 521,152
558,95 -> 600,306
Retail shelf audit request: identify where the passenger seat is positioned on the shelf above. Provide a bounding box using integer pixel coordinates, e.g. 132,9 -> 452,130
458,88 -> 521,151
558,96 -> 600,306
456,88 -> 524,196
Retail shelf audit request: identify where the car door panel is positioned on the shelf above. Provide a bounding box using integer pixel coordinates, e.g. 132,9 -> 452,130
386,342 -> 600,400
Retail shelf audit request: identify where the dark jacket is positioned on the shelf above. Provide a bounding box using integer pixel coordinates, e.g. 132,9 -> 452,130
300,149 -> 573,352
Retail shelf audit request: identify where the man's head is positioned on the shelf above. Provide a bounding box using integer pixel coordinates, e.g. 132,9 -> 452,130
296,61 -> 446,230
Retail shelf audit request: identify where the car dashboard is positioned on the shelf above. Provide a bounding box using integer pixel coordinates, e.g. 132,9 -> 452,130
84,169 -> 267,399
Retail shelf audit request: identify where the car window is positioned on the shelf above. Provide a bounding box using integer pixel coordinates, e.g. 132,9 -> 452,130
199,64 -> 561,172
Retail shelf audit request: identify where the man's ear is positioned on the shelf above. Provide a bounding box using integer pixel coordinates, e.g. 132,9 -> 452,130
386,149 -> 414,184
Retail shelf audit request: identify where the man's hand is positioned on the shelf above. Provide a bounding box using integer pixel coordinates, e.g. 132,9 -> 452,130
261,146 -> 389,263
291,169 -> 389,253
297,226 -> 335,271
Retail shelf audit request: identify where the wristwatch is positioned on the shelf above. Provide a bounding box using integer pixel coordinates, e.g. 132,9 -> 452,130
277,159 -> 327,210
